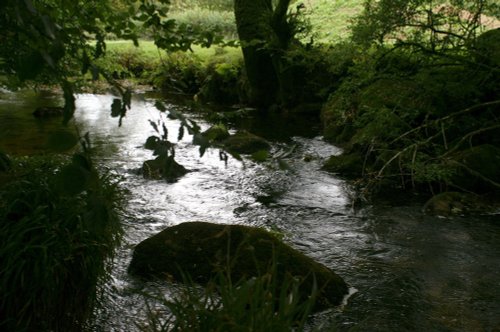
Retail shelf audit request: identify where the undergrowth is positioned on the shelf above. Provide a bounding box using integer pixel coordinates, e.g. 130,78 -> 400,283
0,151 -> 125,331
138,268 -> 318,332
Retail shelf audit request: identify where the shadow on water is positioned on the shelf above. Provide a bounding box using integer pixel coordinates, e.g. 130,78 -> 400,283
1,90 -> 499,331
0,89 -> 71,155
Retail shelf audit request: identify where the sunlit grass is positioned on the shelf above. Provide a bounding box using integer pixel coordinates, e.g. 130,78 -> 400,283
301,0 -> 364,43
104,40 -> 242,65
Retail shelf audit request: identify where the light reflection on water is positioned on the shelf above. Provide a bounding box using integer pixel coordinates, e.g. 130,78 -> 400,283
1,91 -> 499,331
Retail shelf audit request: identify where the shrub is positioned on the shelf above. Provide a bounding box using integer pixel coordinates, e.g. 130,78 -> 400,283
198,61 -> 242,104
152,51 -> 205,93
95,46 -> 158,80
169,7 -> 238,40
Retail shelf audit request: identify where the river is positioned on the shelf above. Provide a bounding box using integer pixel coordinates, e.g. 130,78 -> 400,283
1,89 -> 499,331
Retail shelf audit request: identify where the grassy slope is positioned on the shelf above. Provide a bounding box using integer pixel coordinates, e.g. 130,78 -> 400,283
104,0 -> 364,59
301,0 -> 364,42
105,40 -> 242,65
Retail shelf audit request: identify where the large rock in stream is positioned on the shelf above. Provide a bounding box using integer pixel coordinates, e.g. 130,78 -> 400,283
128,221 -> 348,311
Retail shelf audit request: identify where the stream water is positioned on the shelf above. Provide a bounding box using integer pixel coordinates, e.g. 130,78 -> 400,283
1,89 -> 499,331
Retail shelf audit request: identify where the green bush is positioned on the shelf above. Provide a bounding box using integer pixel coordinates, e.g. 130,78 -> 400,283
169,8 -> 238,40
95,46 -> 158,80
170,0 -> 234,11
321,45 -> 500,195
152,51 -> 205,93
0,154 -> 124,331
198,61 -> 242,104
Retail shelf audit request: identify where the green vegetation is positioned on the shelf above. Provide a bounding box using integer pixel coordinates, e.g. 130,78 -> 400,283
131,221 -> 347,331
301,0 -> 364,42
321,0 -> 500,200
140,269 -> 316,332
1,0 -> 499,330
0,150 -> 124,331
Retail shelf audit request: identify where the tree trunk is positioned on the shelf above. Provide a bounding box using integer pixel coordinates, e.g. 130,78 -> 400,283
234,0 -> 293,108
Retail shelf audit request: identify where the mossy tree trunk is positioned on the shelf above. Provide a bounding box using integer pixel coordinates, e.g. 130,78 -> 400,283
234,0 -> 293,108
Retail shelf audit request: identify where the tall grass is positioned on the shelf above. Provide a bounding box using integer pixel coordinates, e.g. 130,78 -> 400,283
0,154 -> 124,331
169,7 -> 238,40
301,0 -> 365,43
139,268 -> 317,332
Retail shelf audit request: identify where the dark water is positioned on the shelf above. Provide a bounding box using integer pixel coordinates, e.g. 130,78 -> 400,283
1,90 -> 499,332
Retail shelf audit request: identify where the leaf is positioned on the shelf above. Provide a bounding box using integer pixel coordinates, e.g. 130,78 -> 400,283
251,150 -> 269,162
72,153 -> 92,171
111,99 -> 122,117
178,125 -> 184,141
162,123 -> 168,140
193,133 -> 210,157
149,120 -> 159,133
47,130 -> 78,152
145,136 -> 160,150
154,141 -> 173,156
155,100 -> 167,112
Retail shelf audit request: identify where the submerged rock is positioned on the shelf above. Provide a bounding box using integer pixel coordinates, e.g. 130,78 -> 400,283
322,152 -> 364,177
423,192 -> 492,216
33,106 -> 64,118
142,156 -> 188,182
128,221 -> 348,311
222,131 -> 270,155
202,124 -> 230,142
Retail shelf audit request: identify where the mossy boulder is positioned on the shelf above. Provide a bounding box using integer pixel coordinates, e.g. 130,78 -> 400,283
322,152 -> 364,178
359,78 -> 433,116
423,192 -> 492,216
142,156 -> 188,182
202,124 -> 230,142
128,221 -> 348,311
223,131 -> 270,154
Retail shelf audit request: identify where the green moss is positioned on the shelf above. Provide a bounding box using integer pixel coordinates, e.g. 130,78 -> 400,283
129,221 -> 348,311
142,155 -> 188,182
222,130 -> 270,154
322,152 -> 364,177
202,124 -> 230,142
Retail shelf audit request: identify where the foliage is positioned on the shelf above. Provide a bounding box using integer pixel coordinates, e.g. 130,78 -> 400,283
297,0 -> 365,43
169,8 -> 238,40
0,0 -> 136,83
0,142 -> 125,331
198,61 -> 243,104
138,267 -> 317,332
170,0 -> 234,11
152,51 -> 205,93
352,0 -> 500,53
320,0 -> 500,198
